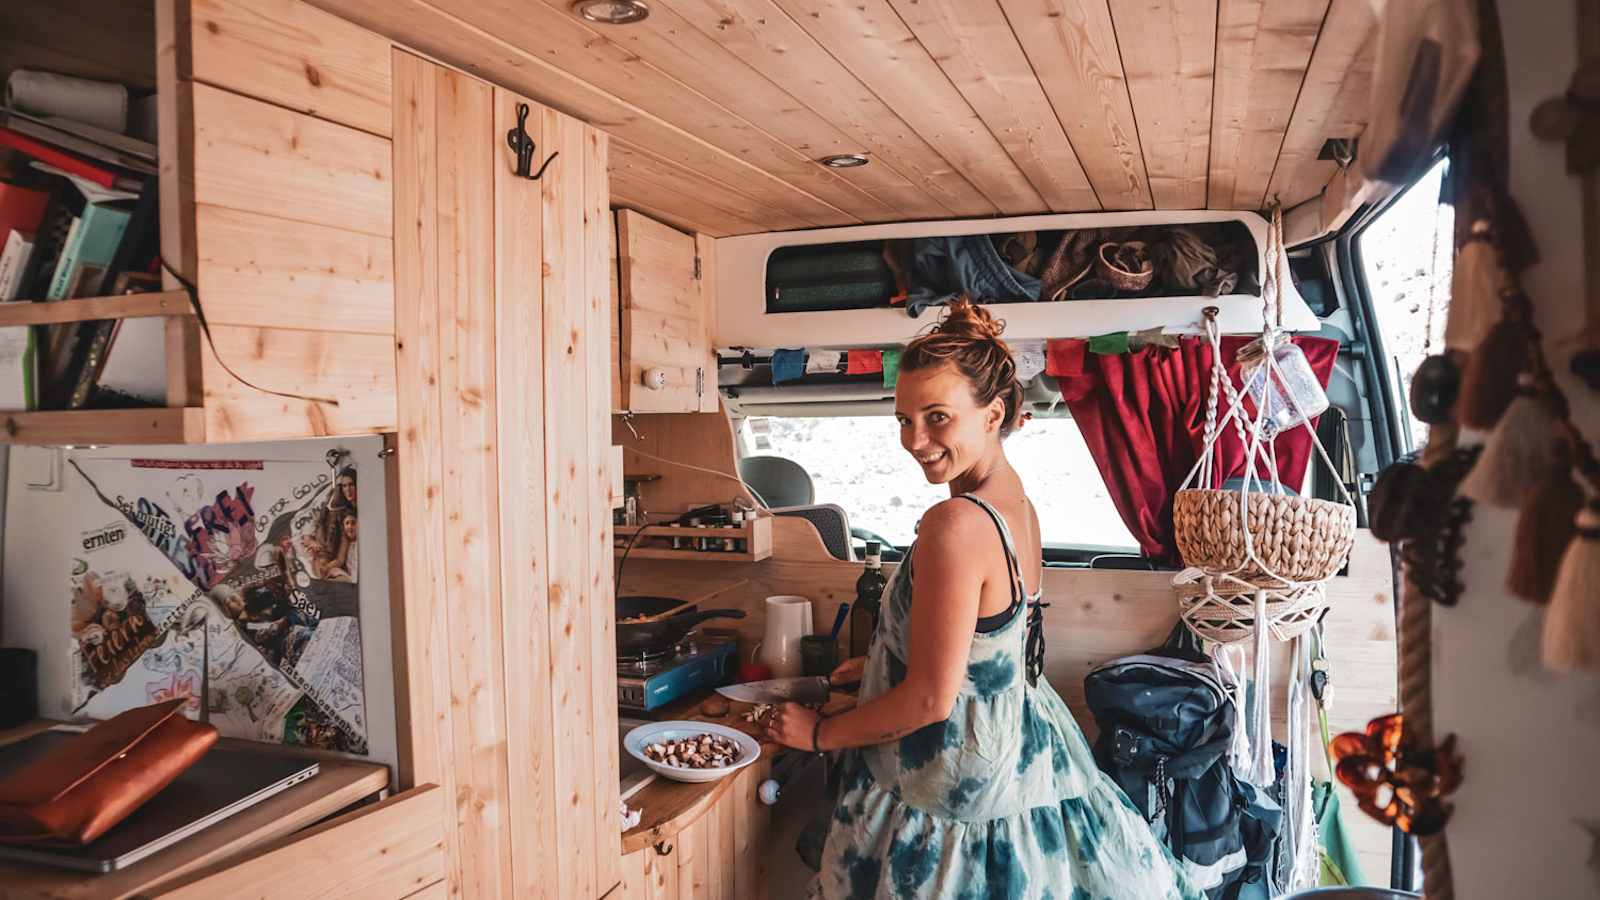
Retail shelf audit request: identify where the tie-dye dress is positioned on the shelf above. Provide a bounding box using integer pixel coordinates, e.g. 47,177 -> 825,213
810,495 -> 1204,900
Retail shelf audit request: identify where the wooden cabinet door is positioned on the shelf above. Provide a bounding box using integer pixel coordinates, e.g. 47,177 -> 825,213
615,210 -> 716,414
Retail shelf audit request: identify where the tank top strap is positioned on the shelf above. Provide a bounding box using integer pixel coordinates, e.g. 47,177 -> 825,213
955,494 -> 1024,608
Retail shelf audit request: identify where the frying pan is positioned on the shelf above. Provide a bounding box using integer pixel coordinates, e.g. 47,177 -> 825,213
616,595 -> 746,658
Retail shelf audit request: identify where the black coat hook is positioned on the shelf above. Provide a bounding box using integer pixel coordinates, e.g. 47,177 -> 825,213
506,103 -> 558,181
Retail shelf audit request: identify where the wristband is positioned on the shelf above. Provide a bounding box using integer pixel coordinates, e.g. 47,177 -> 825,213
811,715 -> 826,753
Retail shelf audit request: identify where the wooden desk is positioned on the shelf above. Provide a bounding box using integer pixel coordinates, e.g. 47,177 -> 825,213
0,721 -> 391,900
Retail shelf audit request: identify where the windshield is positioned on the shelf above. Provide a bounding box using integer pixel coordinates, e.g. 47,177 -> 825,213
738,414 -> 1136,551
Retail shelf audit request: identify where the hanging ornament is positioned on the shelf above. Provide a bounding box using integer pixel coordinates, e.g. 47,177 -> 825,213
1409,352 -> 1464,425
1508,440 -> 1584,604
1330,713 -> 1463,836
1542,501 -> 1600,672
1458,375 -> 1564,508
1399,445 -> 1481,608
1369,452 -> 1430,543
1456,298 -> 1528,429
1443,226 -> 1508,352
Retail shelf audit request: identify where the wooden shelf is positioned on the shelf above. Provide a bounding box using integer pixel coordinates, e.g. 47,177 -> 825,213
0,290 -> 193,326
615,515 -> 772,562
0,407 -> 205,445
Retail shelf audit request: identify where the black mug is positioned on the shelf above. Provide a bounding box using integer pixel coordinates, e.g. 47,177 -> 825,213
800,635 -> 839,678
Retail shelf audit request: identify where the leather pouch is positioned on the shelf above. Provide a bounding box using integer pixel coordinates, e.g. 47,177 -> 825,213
0,699 -> 218,844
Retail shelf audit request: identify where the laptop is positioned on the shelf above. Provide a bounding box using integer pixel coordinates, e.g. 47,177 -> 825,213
0,728 -> 320,872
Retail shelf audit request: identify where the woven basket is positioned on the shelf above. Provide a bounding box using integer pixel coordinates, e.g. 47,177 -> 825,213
1175,572 -> 1329,643
1173,488 -> 1356,582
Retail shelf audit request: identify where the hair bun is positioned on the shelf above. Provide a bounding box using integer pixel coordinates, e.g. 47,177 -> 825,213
935,295 -> 1006,342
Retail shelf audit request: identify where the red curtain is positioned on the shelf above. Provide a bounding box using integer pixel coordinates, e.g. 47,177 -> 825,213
1047,336 -> 1339,565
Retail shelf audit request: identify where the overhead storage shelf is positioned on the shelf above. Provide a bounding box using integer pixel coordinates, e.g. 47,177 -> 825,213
0,407 -> 205,445
0,290 -> 193,326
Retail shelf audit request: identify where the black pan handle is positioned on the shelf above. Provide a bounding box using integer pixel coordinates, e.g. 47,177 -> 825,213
668,609 -> 747,627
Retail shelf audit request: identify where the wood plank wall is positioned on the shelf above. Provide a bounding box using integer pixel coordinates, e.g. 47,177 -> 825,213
393,49 -> 620,899
614,408 -> 1398,880
166,0 -> 399,440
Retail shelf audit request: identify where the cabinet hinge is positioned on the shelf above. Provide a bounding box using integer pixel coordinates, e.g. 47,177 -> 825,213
695,366 -> 705,398
693,256 -> 703,281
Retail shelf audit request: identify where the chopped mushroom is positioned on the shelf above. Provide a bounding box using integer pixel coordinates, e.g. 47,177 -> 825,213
641,733 -> 742,769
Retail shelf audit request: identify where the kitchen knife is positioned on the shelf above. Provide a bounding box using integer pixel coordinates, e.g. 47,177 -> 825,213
716,676 -> 831,705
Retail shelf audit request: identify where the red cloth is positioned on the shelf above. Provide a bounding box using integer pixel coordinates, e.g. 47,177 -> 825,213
1048,335 -> 1339,564
846,350 -> 884,375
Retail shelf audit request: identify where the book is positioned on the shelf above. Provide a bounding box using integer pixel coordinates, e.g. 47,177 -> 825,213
5,118 -> 157,175
0,126 -> 136,191
0,182 -> 49,247
0,230 -> 35,300
0,105 -> 157,165
62,177 -> 160,410
0,326 -> 36,411
47,201 -> 131,300
15,180 -> 86,302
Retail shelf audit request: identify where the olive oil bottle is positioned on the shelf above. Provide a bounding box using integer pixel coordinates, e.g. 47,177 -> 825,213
849,541 -> 887,657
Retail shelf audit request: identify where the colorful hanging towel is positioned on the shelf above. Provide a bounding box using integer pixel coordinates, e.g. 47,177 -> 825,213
771,348 -> 807,383
806,349 -> 842,374
1088,331 -> 1131,355
1044,338 -> 1086,377
846,350 -> 883,375
1012,339 -> 1047,382
882,349 -> 902,388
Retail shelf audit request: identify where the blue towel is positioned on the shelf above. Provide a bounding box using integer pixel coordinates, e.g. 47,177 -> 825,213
772,348 -> 807,383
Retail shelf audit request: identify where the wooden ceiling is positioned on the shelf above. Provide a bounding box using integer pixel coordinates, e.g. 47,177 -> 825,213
310,0 -> 1377,237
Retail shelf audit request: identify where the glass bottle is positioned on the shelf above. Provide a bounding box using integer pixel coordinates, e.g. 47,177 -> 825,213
849,542 -> 887,657
1237,332 -> 1329,433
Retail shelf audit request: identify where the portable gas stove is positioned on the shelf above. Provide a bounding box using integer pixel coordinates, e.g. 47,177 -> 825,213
617,635 -> 737,714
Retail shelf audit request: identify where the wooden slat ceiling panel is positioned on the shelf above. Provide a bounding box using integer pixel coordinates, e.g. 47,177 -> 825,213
997,0 -> 1151,210
309,0 -> 1378,236
1208,0 -> 1332,210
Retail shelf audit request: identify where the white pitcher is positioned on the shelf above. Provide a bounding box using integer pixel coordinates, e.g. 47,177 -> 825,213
755,595 -> 813,678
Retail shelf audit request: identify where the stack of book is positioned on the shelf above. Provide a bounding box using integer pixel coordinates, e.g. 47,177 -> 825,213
0,97 -> 162,413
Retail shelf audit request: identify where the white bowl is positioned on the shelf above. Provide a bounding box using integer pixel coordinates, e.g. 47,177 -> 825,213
623,721 -> 761,784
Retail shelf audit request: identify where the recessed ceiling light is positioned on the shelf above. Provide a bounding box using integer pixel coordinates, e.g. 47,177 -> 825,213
573,0 -> 650,25
820,154 -> 870,169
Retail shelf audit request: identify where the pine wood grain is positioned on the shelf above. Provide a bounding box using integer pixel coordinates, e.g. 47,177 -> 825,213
0,408 -> 205,446
1107,0 -> 1218,209
676,815 -> 710,898
191,82 -> 393,238
650,0 -> 997,218
157,0 -> 198,290
731,756 -> 773,900
492,86 -> 560,900
198,324 -> 396,440
527,0 -> 945,220
189,0 -> 393,136
195,205 -> 395,335
895,0 -> 1114,211
433,63 -> 514,900
1208,0 -> 1331,210
154,786 -> 446,899
0,291 -> 190,326
390,47 -> 464,894
770,0 -> 1048,215
585,123 -> 625,896
616,210 -> 712,414
609,140 -> 777,236
308,0 -> 857,227
543,104 -> 600,900
1263,0 -> 1378,206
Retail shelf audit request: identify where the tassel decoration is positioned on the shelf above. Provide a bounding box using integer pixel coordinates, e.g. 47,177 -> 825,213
1459,377 -> 1563,509
1457,317 -> 1526,429
1444,236 -> 1507,352
1542,502 -> 1600,672
1507,443 -> 1583,603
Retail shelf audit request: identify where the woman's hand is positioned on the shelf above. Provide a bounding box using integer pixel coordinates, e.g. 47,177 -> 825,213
764,702 -> 822,751
829,656 -> 867,687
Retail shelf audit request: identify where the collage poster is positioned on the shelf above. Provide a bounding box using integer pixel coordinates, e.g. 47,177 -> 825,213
67,453 -> 369,755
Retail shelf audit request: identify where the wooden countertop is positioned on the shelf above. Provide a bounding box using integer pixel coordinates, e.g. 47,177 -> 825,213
619,689 -> 852,856
0,720 -> 391,900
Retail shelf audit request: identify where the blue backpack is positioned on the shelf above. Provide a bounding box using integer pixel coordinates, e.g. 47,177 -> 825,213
1085,623 -> 1283,899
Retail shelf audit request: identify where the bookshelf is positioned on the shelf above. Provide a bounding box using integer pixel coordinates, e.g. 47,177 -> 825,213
0,290 -> 199,444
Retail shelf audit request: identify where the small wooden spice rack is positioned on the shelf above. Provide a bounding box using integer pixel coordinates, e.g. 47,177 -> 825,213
614,515 -> 773,562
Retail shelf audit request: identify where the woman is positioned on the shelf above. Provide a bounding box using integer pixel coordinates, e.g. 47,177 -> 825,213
766,298 -> 1200,900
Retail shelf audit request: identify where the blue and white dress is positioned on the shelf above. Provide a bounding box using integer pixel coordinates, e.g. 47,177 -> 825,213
810,494 -> 1203,900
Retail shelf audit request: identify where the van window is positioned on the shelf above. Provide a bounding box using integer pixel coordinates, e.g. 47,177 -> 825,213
738,414 -> 1138,554
1356,159 -> 1453,449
